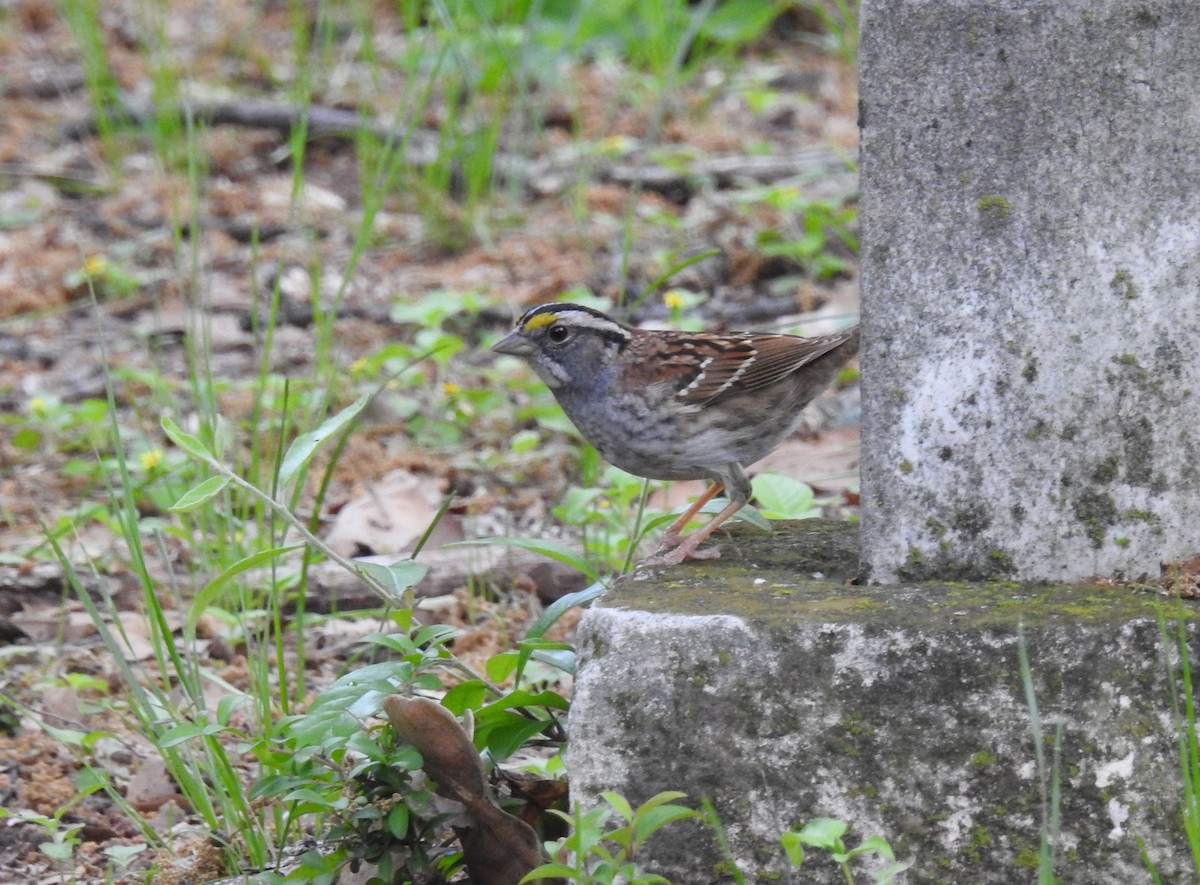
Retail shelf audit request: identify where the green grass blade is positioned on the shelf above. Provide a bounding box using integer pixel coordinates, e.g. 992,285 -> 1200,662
448,537 -> 598,583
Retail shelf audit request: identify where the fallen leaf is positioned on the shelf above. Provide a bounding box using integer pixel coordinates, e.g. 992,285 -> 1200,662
383,695 -> 550,885
325,469 -> 459,556
126,756 -> 185,813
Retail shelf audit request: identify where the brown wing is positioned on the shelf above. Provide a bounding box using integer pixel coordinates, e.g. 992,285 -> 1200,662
673,330 -> 856,404
622,327 -> 857,405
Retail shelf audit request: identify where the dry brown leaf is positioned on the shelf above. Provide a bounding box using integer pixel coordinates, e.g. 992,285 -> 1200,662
383,696 -> 550,885
39,686 -> 82,726
325,469 -> 459,556
126,756 -> 185,813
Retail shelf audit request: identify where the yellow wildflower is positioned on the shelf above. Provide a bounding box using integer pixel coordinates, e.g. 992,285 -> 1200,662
140,449 -> 164,471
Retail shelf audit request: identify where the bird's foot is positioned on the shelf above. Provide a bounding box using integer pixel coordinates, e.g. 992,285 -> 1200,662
657,529 -> 684,551
643,538 -> 723,566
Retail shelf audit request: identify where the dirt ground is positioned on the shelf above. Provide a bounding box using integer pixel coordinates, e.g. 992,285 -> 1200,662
0,1 -> 861,881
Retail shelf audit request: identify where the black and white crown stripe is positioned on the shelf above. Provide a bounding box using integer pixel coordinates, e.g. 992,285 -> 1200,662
517,302 -> 633,344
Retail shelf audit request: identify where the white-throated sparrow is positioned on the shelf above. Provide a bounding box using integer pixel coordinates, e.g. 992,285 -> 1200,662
493,302 -> 860,565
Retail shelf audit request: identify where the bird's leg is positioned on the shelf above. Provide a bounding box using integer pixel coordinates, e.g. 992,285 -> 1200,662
657,483 -> 723,551
647,496 -> 747,566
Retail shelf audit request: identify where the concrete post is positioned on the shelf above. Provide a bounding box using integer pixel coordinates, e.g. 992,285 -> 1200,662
859,0 -> 1200,582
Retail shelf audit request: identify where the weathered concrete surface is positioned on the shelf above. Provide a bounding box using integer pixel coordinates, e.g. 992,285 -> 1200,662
858,0 -> 1200,582
569,522 -> 1199,883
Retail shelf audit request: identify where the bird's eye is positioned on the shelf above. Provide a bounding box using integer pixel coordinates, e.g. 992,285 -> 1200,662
547,324 -> 571,344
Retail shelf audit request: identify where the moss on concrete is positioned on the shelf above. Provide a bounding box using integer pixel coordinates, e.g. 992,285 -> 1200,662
575,521 -> 1200,880
1111,267 -> 1138,300
977,194 -> 1013,232
606,521 -> 1194,629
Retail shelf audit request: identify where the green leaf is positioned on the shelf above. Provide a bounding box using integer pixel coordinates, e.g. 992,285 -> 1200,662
41,837 -> 77,861
521,863 -> 576,882
553,486 -> 605,526
795,817 -> 847,850
345,730 -> 387,763
356,560 -> 429,601
853,835 -> 896,860
169,475 -> 230,512
278,395 -> 369,487
283,786 -> 345,808
160,415 -> 212,460
412,622 -> 458,647
639,790 -> 689,807
488,689 -> 569,714
525,580 -> 606,639
700,0 -> 779,44
448,536 -> 597,583
486,650 -> 519,683
470,691 -> 570,733
514,638 -> 573,681
631,804 -> 699,847
75,766 -> 109,794
751,473 -> 820,520
530,647 -> 576,674
736,502 -> 773,529
104,843 -> 147,866
385,803 -> 409,839
517,638 -> 572,656
872,859 -> 915,882
443,680 -> 487,714
479,713 -> 553,760
188,544 -> 302,632
602,791 -> 635,822
782,831 -> 805,867
216,694 -> 246,726
41,724 -> 91,747
511,429 -> 540,453
388,744 -> 424,772
11,427 -> 41,449
472,690 -> 568,758
602,823 -> 634,853
677,497 -> 771,531
158,722 -> 226,747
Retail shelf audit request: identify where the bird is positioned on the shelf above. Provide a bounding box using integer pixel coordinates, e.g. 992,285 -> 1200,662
492,302 -> 860,565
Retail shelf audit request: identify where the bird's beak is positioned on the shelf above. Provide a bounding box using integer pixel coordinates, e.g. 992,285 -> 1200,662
492,329 -> 533,356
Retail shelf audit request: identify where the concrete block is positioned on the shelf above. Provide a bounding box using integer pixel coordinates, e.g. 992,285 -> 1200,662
569,522 -> 1199,883
858,0 -> 1200,581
